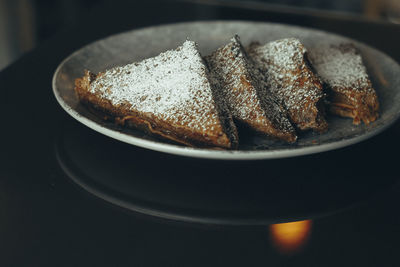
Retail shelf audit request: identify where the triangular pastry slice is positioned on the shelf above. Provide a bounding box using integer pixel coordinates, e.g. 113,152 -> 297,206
74,40 -> 238,149
205,35 -> 297,143
248,38 -> 328,132
308,43 -> 379,125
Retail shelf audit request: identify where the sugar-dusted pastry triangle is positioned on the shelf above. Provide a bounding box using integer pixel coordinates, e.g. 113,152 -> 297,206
308,43 -> 379,125
205,35 -> 297,143
248,38 -> 328,132
74,40 -> 238,148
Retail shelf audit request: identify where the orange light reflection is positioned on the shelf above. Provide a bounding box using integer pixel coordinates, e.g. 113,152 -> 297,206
269,220 -> 312,254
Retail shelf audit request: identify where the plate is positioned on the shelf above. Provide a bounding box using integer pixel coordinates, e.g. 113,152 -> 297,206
52,21 -> 400,160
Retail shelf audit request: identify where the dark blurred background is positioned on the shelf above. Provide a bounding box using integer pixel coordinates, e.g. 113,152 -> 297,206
1,0 -> 400,70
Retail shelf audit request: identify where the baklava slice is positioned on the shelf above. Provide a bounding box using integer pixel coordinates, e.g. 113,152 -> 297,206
75,40 -> 238,148
206,35 -> 297,143
248,38 -> 328,132
308,43 -> 379,125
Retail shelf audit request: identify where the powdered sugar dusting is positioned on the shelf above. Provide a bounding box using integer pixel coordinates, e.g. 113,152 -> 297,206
206,35 -> 295,137
308,43 -> 373,93
89,40 -> 221,132
248,38 -> 326,131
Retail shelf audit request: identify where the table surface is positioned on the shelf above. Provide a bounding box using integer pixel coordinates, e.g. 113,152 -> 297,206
1,0 -> 400,266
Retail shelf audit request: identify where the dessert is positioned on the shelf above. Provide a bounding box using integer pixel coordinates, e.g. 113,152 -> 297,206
205,35 -> 297,143
308,43 -> 379,124
74,40 -> 239,149
247,38 -> 328,132
74,35 -> 381,150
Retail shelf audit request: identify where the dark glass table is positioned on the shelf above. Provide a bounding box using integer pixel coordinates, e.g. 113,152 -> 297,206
1,0 -> 399,266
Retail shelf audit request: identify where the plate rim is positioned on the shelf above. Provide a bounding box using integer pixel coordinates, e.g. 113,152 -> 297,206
52,20 -> 400,160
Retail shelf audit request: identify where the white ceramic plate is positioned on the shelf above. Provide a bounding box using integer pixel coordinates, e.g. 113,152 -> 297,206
52,21 -> 400,160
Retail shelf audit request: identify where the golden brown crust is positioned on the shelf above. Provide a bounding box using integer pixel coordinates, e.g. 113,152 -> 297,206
308,43 -> 379,125
291,55 -> 328,132
206,36 -> 297,143
74,72 -> 235,149
329,87 -> 379,125
247,39 -> 328,133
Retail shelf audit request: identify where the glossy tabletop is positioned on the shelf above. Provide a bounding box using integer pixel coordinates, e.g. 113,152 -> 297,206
1,0 -> 400,266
